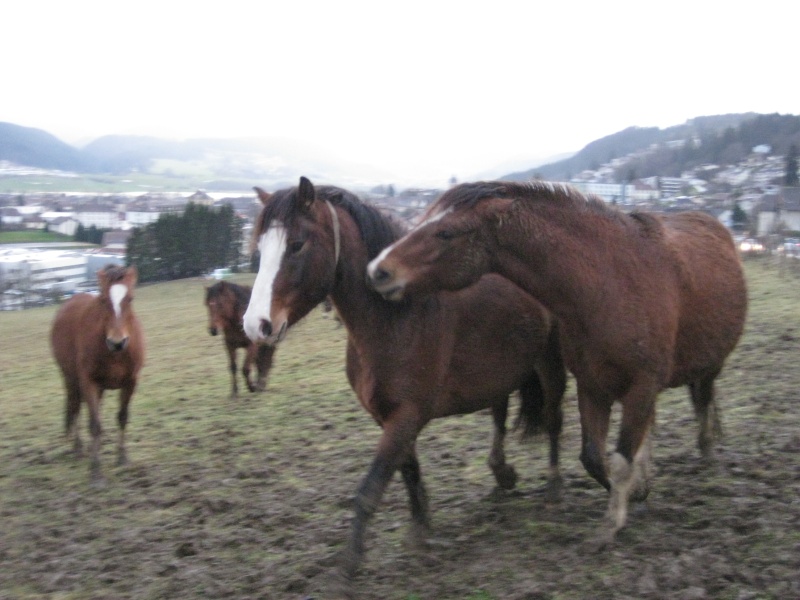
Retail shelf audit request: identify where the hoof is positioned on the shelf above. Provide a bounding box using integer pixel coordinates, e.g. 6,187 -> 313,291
544,474 -> 564,505
586,527 -> 616,553
116,453 -> 128,467
90,472 -> 107,489
493,464 -> 518,490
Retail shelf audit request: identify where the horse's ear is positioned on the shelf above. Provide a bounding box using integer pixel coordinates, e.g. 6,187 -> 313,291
125,265 -> 138,288
254,187 -> 271,206
297,176 -> 316,212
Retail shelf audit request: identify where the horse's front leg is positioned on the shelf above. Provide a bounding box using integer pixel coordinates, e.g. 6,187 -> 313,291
488,399 -> 517,490
341,417 -> 418,584
254,344 -> 275,392
82,381 -> 105,485
399,444 -> 430,547
594,381 -> 658,548
64,378 -> 83,457
226,345 -> 239,399
242,344 -> 257,393
116,381 -> 136,467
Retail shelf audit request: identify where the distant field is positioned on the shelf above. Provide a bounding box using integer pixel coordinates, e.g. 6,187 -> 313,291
0,230 -> 75,244
0,264 -> 798,599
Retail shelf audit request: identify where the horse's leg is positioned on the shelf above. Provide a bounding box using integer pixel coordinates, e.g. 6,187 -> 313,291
64,377 -> 83,457
577,386 -> 613,491
83,381 -> 105,484
598,381 -> 658,546
537,357 -> 567,504
488,399 -> 517,490
341,417 -> 418,583
689,375 -> 720,461
242,344 -> 257,393
227,344 -> 239,399
399,444 -> 431,547
116,382 -> 136,467
255,344 -> 274,392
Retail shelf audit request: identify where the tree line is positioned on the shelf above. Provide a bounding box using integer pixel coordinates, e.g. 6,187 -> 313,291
126,202 -> 245,283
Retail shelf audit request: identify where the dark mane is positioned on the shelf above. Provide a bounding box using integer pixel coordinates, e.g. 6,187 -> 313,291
435,180 -> 646,231
100,264 -> 128,283
206,281 -> 250,305
256,185 -> 405,260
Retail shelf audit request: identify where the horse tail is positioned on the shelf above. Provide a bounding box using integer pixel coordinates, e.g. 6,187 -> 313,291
515,324 -> 566,442
515,374 -> 547,440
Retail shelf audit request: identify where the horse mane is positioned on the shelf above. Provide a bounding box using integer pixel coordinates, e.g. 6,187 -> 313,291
434,180 -> 655,234
206,281 -> 250,306
256,185 -> 406,260
99,264 -> 129,283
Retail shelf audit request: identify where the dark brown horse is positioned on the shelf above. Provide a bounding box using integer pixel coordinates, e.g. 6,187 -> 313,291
242,177 -> 566,584
369,180 -> 748,546
50,265 -> 146,484
205,281 -> 275,399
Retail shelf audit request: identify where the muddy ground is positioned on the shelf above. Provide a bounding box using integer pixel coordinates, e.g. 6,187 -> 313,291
0,263 -> 798,600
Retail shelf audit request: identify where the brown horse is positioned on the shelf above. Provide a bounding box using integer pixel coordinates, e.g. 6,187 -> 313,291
50,265 -> 146,484
369,180 -> 748,546
205,281 -> 275,399
242,177 -> 566,584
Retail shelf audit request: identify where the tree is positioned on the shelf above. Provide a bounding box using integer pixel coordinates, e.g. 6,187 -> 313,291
785,144 -> 799,186
126,202 -> 244,283
731,202 -> 748,231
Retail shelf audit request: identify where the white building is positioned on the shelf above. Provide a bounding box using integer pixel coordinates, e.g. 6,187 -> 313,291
0,248 -> 87,293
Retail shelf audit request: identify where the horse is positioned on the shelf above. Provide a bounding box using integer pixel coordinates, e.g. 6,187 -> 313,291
50,265 -> 146,484
368,180 -> 748,546
242,177 -> 567,584
205,280 -> 275,399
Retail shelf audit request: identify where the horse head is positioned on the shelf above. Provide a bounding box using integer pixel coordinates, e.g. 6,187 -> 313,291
97,265 -> 138,352
243,177 -> 340,345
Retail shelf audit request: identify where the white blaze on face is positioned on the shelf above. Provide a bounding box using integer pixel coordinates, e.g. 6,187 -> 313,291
243,224 -> 287,342
367,206 -> 453,279
109,283 -> 128,317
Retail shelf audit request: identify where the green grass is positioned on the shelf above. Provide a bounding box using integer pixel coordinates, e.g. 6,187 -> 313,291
0,230 -> 76,244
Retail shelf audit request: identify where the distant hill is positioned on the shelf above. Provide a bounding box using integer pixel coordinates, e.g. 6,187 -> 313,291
502,113 -> 800,182
0,122 -> 94,171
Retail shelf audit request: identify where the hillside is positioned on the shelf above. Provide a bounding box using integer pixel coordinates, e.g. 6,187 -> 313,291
502,113 -> 800,182
0,122 -> 94,172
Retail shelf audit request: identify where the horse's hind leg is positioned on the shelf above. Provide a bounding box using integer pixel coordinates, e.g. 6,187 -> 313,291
64,379 -> 83,457
689,375 -> 721,461
116,383 -> 136,467
488,399 -> 517,490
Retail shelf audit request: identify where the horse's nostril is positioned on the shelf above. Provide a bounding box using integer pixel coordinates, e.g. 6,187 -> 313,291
209,327 -> 218,336
371,267 -> 391,283
259,319 -> 272,337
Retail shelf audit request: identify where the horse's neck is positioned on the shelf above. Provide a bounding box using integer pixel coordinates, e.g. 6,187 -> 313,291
329,229 -> 403,341
496,209 -> 622,323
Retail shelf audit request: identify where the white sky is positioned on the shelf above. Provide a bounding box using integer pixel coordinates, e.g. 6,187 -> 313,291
3,1 -> 798,185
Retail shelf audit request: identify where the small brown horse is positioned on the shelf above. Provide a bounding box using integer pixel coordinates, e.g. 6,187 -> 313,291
369,180 -> 748,546
205,281 -> 275,399
50,265 -> 145,484
242,177 -> 566,584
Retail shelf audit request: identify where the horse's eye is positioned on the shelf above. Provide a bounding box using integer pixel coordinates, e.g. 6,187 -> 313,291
288,240 -> 305,254
435,229 -> 456,241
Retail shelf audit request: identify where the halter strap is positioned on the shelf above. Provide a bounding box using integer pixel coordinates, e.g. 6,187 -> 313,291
324,200 -> 341,267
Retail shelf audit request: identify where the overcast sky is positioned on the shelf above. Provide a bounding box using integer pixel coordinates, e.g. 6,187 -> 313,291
3,1 -> 797,185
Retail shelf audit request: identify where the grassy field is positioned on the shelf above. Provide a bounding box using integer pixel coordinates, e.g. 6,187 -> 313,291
0,262 -> 798,599
0,231 -> 76,244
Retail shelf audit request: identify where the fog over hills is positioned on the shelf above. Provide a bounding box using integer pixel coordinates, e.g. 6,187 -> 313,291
3,113 -> 798,191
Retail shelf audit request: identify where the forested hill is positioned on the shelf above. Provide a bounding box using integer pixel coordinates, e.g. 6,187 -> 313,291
503,113 -> 800,182
0,122 -> 93,171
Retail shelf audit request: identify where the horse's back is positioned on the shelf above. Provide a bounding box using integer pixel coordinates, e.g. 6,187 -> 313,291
662,212 -> 747,385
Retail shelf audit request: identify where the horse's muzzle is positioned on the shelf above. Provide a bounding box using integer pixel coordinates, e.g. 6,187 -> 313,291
106,337 -> 129,352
